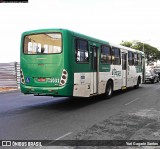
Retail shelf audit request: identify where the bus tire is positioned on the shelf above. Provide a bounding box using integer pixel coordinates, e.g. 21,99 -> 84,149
104,81 -> 113,99
134,78 -> 140,89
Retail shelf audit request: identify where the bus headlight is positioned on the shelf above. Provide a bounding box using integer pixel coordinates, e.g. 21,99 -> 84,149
59,69 -> 68,86
20,69 -> 25,84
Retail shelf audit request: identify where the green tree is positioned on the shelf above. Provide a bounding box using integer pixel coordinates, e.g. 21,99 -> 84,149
121,40 -> 160,65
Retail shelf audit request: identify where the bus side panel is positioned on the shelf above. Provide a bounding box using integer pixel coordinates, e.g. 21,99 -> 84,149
63,30 -> 74,96
73,52 -> 92,97
73,40 -> 98,97
99,64 -> 112,94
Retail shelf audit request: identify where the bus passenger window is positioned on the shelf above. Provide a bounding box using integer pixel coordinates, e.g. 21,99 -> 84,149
112,47 -> 121,65
138,53 -> 142,65
122,54 -> 127,70
76,39 -> 89,63
128,51 -> 134,65
101,45 -> 111,64
134,53 -> 138,66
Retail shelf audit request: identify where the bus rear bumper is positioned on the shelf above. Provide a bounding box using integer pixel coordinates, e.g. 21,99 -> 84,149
20,84 -> 73,97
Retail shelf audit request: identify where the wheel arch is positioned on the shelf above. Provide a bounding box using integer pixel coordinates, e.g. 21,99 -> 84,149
138,75 -> 141,84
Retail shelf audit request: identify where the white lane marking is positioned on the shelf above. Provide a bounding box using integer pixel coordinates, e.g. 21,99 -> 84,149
125,98 -> 140,106
55,132 -> 72,140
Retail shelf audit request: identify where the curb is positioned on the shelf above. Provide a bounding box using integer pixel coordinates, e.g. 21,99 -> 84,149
0,89 -> 20,94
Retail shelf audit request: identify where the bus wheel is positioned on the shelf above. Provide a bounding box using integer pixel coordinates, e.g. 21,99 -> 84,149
134,78 -> 140,89
104,81 -> 113,99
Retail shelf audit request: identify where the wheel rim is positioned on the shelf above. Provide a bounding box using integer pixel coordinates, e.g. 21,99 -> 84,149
107,84 -> 112,95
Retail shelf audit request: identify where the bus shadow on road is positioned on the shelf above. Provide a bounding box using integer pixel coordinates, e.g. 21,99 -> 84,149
112,86 -> 143,97
27,96 -> 104,111
23,86 -> 143,112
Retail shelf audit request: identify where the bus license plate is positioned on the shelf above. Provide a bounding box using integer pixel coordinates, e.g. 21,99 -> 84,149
38,78 -> 46,82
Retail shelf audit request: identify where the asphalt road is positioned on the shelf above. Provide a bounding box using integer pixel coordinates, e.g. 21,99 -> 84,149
0,83 -> 160,148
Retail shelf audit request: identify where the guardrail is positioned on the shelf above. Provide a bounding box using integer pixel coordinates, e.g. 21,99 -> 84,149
0,62 -> 20,88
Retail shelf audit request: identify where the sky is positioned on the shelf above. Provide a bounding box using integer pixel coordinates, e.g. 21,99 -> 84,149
0,0 -> 160,62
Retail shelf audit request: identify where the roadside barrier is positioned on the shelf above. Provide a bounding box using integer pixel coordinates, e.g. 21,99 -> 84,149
0,62 -> 20,88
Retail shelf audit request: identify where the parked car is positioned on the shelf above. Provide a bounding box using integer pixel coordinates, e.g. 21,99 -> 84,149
153,68 -> 160,79
145,69 -> 159,83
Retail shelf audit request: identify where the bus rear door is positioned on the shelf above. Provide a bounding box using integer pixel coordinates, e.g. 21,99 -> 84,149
122,53 -> 127,88
90,46 -> 98,94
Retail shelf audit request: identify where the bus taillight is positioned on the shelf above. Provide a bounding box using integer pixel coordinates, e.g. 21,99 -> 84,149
20,69 -> 25,84
59,69 -> 68,86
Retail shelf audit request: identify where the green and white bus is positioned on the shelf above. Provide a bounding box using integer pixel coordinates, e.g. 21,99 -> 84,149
20,29 -> 145,98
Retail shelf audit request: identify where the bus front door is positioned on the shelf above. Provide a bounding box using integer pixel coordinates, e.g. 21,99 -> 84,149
90,46 -> 98,94
122,53 -> 127,87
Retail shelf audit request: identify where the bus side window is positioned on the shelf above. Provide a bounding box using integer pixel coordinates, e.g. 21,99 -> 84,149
101,45 -> 111,64
76,39 -> 89,63
138,53 -> 142,65
132,52 -> 134,65
128,51 -> 134,65
134,53 -> 138,66
112,47 -> 121,65
122,54 -> 127,70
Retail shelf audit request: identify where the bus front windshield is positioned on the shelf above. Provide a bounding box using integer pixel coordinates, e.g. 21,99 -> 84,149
23,33 -> 62,54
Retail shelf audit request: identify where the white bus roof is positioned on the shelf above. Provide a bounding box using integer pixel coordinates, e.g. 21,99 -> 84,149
109,43 -> 144,54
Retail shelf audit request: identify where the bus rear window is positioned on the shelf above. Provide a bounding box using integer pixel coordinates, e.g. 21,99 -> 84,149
23,33 -> 62,54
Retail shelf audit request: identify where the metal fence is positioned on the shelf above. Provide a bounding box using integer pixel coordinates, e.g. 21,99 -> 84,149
0,62 -> 20,88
